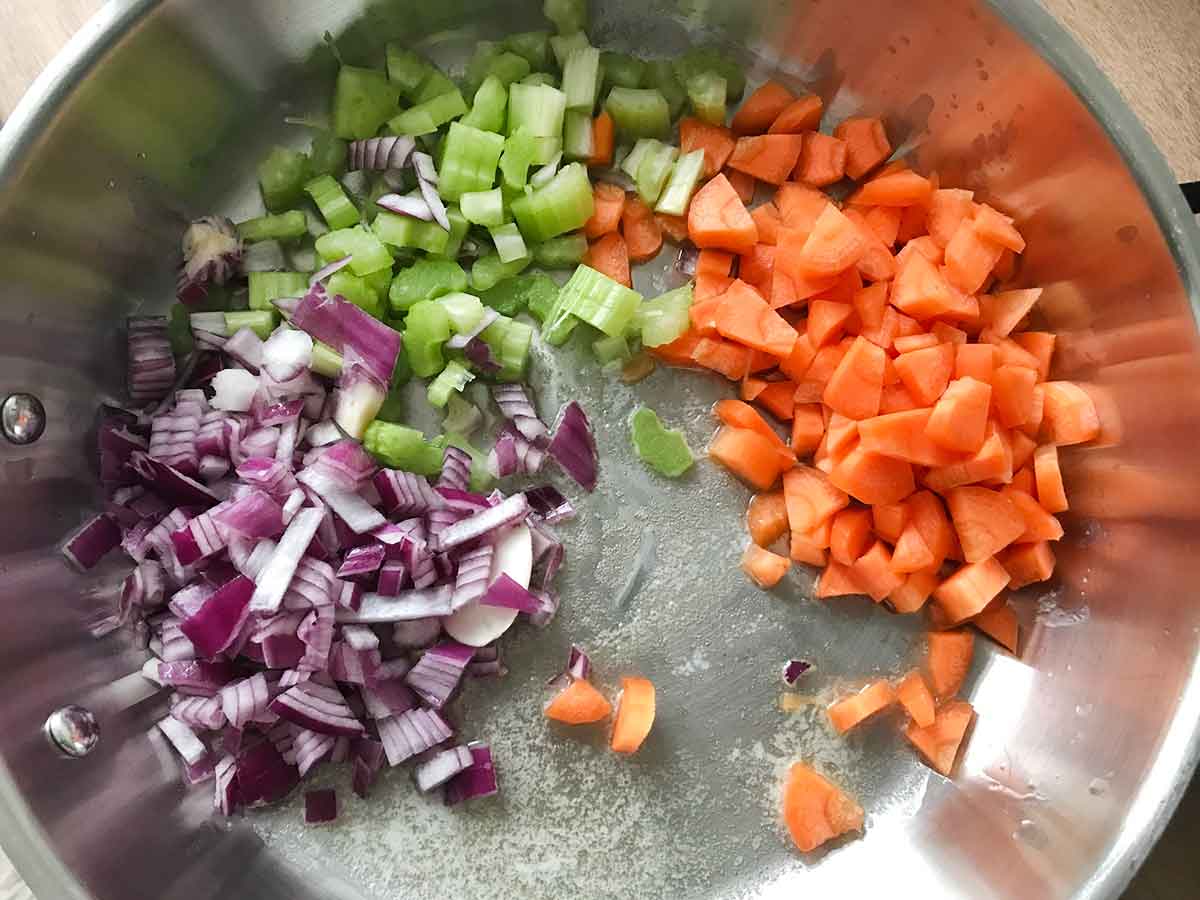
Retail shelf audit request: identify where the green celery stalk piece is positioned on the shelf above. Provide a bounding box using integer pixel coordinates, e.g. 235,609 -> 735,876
460,75 -> 508,133
311,341 -> 345,377
593,333 -> 631,364
479,314 -> 534,381
257,147 -> 311,212
471,253 -> 532,292
490,223 -> 528,263
506,82 -> 567,164
686,71 -> 727,126
562,110 -> 593,161
388,89 -> 468,136
543,0 -> 588,34
619,138 -> 656,180
385,45 -> 434,97
562,46 -> 600,112
531,232 -> 587,268
237,210 -> 307,243
642,59 -> 687,120
499,126 -> 537,194
601,51 -> 645,90
442,394 -> 481,437
549,31 -> 590,70
437,292 -> 486,333
426,360 -> 475,408
521,73 -> 558,88
225,310 -> 277,340
327,269 -> 383,318
510,161 -> 594,243
438,122 -> 506,201
388,258 -> 468,314
547,263 -> 642,344
372,211 -> 450,254
308,132 -> 348,178
363,421 -> 443,474
459,187 -> 507,227
635,141 -> 678,204
502,31 -> 552,71
672,48 -> 746,101
333,66 -> 401,140
413,70 -> 457,104
315,225 -> 393,275
403,299 -> 452,377
478,272 -> 558,316
249,271 -> 307,311
630,407 -> 694,477
305,174 -> 360,230
604,87 -> 670,140
638,283 -> 693,347
437,205 -> 470,260
655,149 -> 705,216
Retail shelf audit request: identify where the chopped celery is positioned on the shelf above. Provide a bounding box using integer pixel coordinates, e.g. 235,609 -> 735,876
489,223 -> 528,263
385,45 -> 434,97
530,153 -> 562,190
630,407 -> 694,477
387,89 -> 468,136
315,225 -> 393,275
485,52 -> 532,89
686,71 -> 727,126
521,73 -> 558,88
634,140 -> 678,204
225,310 -> 277,340
308,132 -> 348,178
549,31 -> 590,70
503,31 -> 552,71
461,75 -> 508,133
438,122 -> 505,201
544,0 -> 588,35
655,149 -> 705,216
562,46 -> 600,111
388,258 -> 468,313
257,147 -> 311,212
604,87 -> 670,139
403,299 -> 452,377
601,51 -> 645,90
471,252 -> 532,292
464,44 -> 531,95
526,277 -> 560,323
363,421 -> 443,475
459,188 -> 507,227
642,59 -> 687,120
499,126 -> 537,195
480,314 -> 534,381
364,267 -> 393,303
443,433 -> 497,492
672,48 -> 745,101
593,333 -> 632,364
547,264 -> 642,344
437,205 -> 470,259
311,341 -> 345,377
531,232 -> 587,268
619,138 -> 655,180
168,304 -> 194,355
638,283 -> 693,347
237,210 -> 307,243
562,110 -> 593,160
510,162 -> 594,243
427,360 -> 475,408
333,66 -> 400,140
443,394 -> 481,436
372,211 -> 450,254
249,271 -> 307,311
437,292 -> 486,333
305,175 -> 360,230
478,272 -> 558,316
507,83 -> 567,165
327,270 -> 383,318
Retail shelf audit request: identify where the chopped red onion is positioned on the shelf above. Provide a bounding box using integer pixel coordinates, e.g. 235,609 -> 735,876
333,360 -> 386,440
445,308 -> 499,350
296,467 -> 385,534
61,514 -> 121,571
360,679 -> 418,720
158,715 -> 209,765
177,216 -> 242,306
433,492 -> 530,552
223,328 -> 265,373
172,695 -> 226,731
374,469 -> 444,516
214,489 -> 285,539
392,617 -> 442,648
309,255 -> 353,286
235,741 -> 299,807
435,446 -> 472,493
376,559 -> 407,596
404,640 -> 475,709
269,680 -> 365,736
567,644 -> 591,680
547,401 -> 598,491
180,575 -> 254,658
290,284 -> 401,385
415,745 -> 473,792
348,135 -> 415,171
491,384 -> 548,443
340,624 -> 379,651
411,151 -> 451,231
219,672 -> 271,730
377,707 -> 452,766
249,508 -> 324,614
295,730 -> 336,777
525,485 -> 575,524
676,245 -> 699,276
782,659 -> 813,685
465,338 -> 501,373
210,369 -> 258,412
444,742 -> 498,804
262,328 -> 314,383
479,573 -> 541,614
198,455 -> 230,482
129,451 -> 219,508
450,544 -> 493,610
335,586 -> 452,623
376,192 -> 433,220
127,317 -> 177,403
351,739 -> 385,798
304,788 -> 338,823
336,544 -> 385,579
527,589 -> 559,628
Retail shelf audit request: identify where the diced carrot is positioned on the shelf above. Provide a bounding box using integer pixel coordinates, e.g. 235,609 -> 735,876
981,331 -> 1041,372
769,94 -> 824,135
926,189 -> 976,247
584,232 -> 631,287
943,219 -> 1003,294
905,490 -> 956,566
689,294 -> 724,336
732,80 -> 796,135
979,288 -> 1041,338
656,212 -> 690,243
892,523 -> 935,573
872,502 -> 908,543
806,300 -> 852,348
648,327 -> 703,367
694,271 -> 736,302
586,110 -> 615,166
896,204 -> 928,246
893,333 -> 939,354
879,381 -> 919,413
830,445 -> 915,505
742,543 -> 791,588
823,412 -> 860,458
811,266 -> 865,305
610,676 -> 655,753
934,556 -> 1011,624
775,183 -> 830,231
889,567 -> 939,613
808,516 -> 834,550
1012,331 -> 1055,381
829,507 -> 873,565
725,167 -> 757,204
852,540 -> 905,600
971,601 -> 1019,652
779,332 -> 817,381
688,174 -> 759,254
622,195 -> 663,262
954,343 -> 995,383
997,540 -> 1056,589
584,182 -> 627,238
816,559 -> 865,598
791,403 -> 825,456
728,134 -> 805,185
751,203 -> 782,245
714,398 -> 793,462
849,170 -> 934,207
895,671 -> 936,727
945,486 -> 1024,562
891,251 -> 973,320
843,209 -> 897,283
857,408 -> 965,467
972,203 -> 1026,253
747,490 -> 789,546
852,283 -> 888,330
679,116 -> 736,178
905,699 -> 974,776
828,680 -> 896,733
923,429 -> 1011,492
692,336 -> 754,380
781,762 -> 864,853
926,630 -> 975,698
740,244 -> 776,295
992,364 -> 1037,428
862,205 -> 903,246
893,312 -> 925,339
1010,464 -> 1036,495
709,425 -> 791,490
545,678 -> 613,723
770,265 -> 834,310
823,336 -> 886,420
795,132 -> 847,187
756,382 -> 799,421
898,235 -> 945,267
993,247 -> 1017,282
715,279 -> 799,358
790,531 -> 828,567
833,116 -> 891,180
741,377 -> 768,402
697,249 -> 735,277
783,465 -> 849,533
894,343 -> 955,406
1033,444 -> 1068,513
932,322 -> 968,345
926,376 -> 992,453
1039,381 -> 1100,445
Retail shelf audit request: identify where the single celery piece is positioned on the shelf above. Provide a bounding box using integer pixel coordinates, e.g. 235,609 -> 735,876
464,44 -> 532,95
562,110 -> 593,161
225,310 -> 277,341
258,147 -> 311,212
530,153 -> 562,190
510,162 -> 594,243
414,71 -> 458,104
249,271 -> 307,311
168,304 -> 194,355
363,421 -> 443,475
310,341 -> 345,377
490,223 -> 528,263
635,141 -> 679,204
426,360 -> 476,408
642,59 -> 687,120
544,0 -> 587,34
333,66 -> 401,140
601,51 -> 645,90
549,31 -> 590,70
672,48 -> 745,101
655,149 -> 705,216
521,73 -> 558,88
502,31 -> 552,71
437,205 -> 470,260
619,138 -> 655,179
561,46 -> 600,112
507,83 -> 567,165
459,188 -> 507,227
403,299 -> 452,377
315,225 -> 393,275
388,89 -> 468,136
461,75 -> 508,133
237,210 -> 307,243
372,211 -> 450,254
327,270 -> 383,318
364,267 -> 392,302
388,258 -> 468,313
471,253 -> 532,292
547,264 -> 642,344
686,71 -> 727,126
443,394 -> 481,436
305,175 -> 360,230
485,52 -> 532,89
638,283 -> 693,347
630,406 -> 694,477
605,87 -> 670,140
593,333 -> 632,364
437,292 -> 486,333
438,122 -> 506,201
531,232 -> 587,268
308,133 -> 348,178
480,314 -> 534,381
499,126 -> 537,195
443,433 -> 497,492
385,45 -> 434,97
478,272 -> 557,316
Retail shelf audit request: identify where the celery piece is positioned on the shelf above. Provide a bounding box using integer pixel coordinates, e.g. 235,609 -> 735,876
499,126 -> 537,195
510,162 -> 594,243
549,31 -> 590,70
403,299 -> 452,377
601,52 -> 645,91
460,188 -> 507,227
315,225 -> 393,276
249,271 -> 307,311
562,110 -> 593,161
385,45 -> 434,97
388,89 -> 468,136
531,232 -> 587,268
593,333 -> 632,364
372,211 -> 450,255
642,59 -> 687,120
638,283 -> 693,347
480,314 -> 534,381
530,153 -> 562,190
562,46 -> 600,112
363,421 -> 443,475
328,270 -> 383,318
478,272 -> 557,317
604,87 -> 670,140
388,258 -> 468,313
489,223 -> 528,263
310,341 -> 345,377
461,75 -> 508,133
635,141 -> 678,205
258,147 -> 311,212
225,310 -> 277,340
507,83 -> 567,165
471,253 -> 532,292
168,304 -> 194,355
521,73 -> 558,88
308,132 -> 348,178
544,0 -> 587,35
619,138 -> 656,180
672,48 -> 745,101
686,71 -> 727,126
551,263 -> 643,340
464,45 -> 531,95
413,70 -> 458,105
305,174 -> 360,230
237,210 -> 307,243
364,267 -> 393,306
655,149 -> 705,216
630,407 -> 693,477
503,31 -> 552,71
427,360 -> 475,408
437,292 -> 486,333
437,205 -> 470,260
438,122 -> 505,201
443,433 -> 497,492
443,394 -> 481,436
527,278 -> 561,323
487,52 -> 533,89
333,66 -> 400,140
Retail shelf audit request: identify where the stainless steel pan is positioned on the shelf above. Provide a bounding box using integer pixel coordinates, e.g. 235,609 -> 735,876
0,1 -> 1197,898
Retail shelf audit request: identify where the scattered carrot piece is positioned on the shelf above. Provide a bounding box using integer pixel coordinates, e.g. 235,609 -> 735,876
688,173 -> 759,254
679,116 -> 736,178
545,679 -> 613,724
742,544 -> 791,588
933,556 -> 1011,624
710,426 -> 789,490
781,762 -> 864,852
610,677 -> 656,753
733,80 -> 796,135
621,195 -> 663,262
587,110 -> 615,166
926,630 -> 975,698
724,167 -> 757,204
997,540 -> 1056,589
1039,381 -> 1101,445
748,490 -> 790,546
905,699 -> 974,775
833,116 -> 891,180
583,232 -> 631,287
895,671 -> 936,728
769,94 -> 824,135
828,680 -> 896,734
584,182 -> 627,238
971,602 -> 1019,652
945,486 -> 1025,562
796,132 -> 848,187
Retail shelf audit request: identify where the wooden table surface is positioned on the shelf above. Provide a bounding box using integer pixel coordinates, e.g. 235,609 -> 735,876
0,2 -> 1195,900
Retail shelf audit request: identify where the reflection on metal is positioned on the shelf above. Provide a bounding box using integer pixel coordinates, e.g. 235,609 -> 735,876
42,706 -> 99,759
1,393 -> 45,444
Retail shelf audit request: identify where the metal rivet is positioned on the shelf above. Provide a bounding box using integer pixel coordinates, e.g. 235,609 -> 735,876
44,705 -> 100,758
2,393 -> 45,444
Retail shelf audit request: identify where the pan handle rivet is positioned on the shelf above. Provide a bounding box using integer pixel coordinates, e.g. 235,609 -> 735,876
44,705 -> 100,758
2,393 -> 46,444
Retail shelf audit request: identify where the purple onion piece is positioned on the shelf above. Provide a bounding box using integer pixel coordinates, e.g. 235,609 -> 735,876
547,401 -> 598,492
376,192 -> 433,220
782,659 -> 813,685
